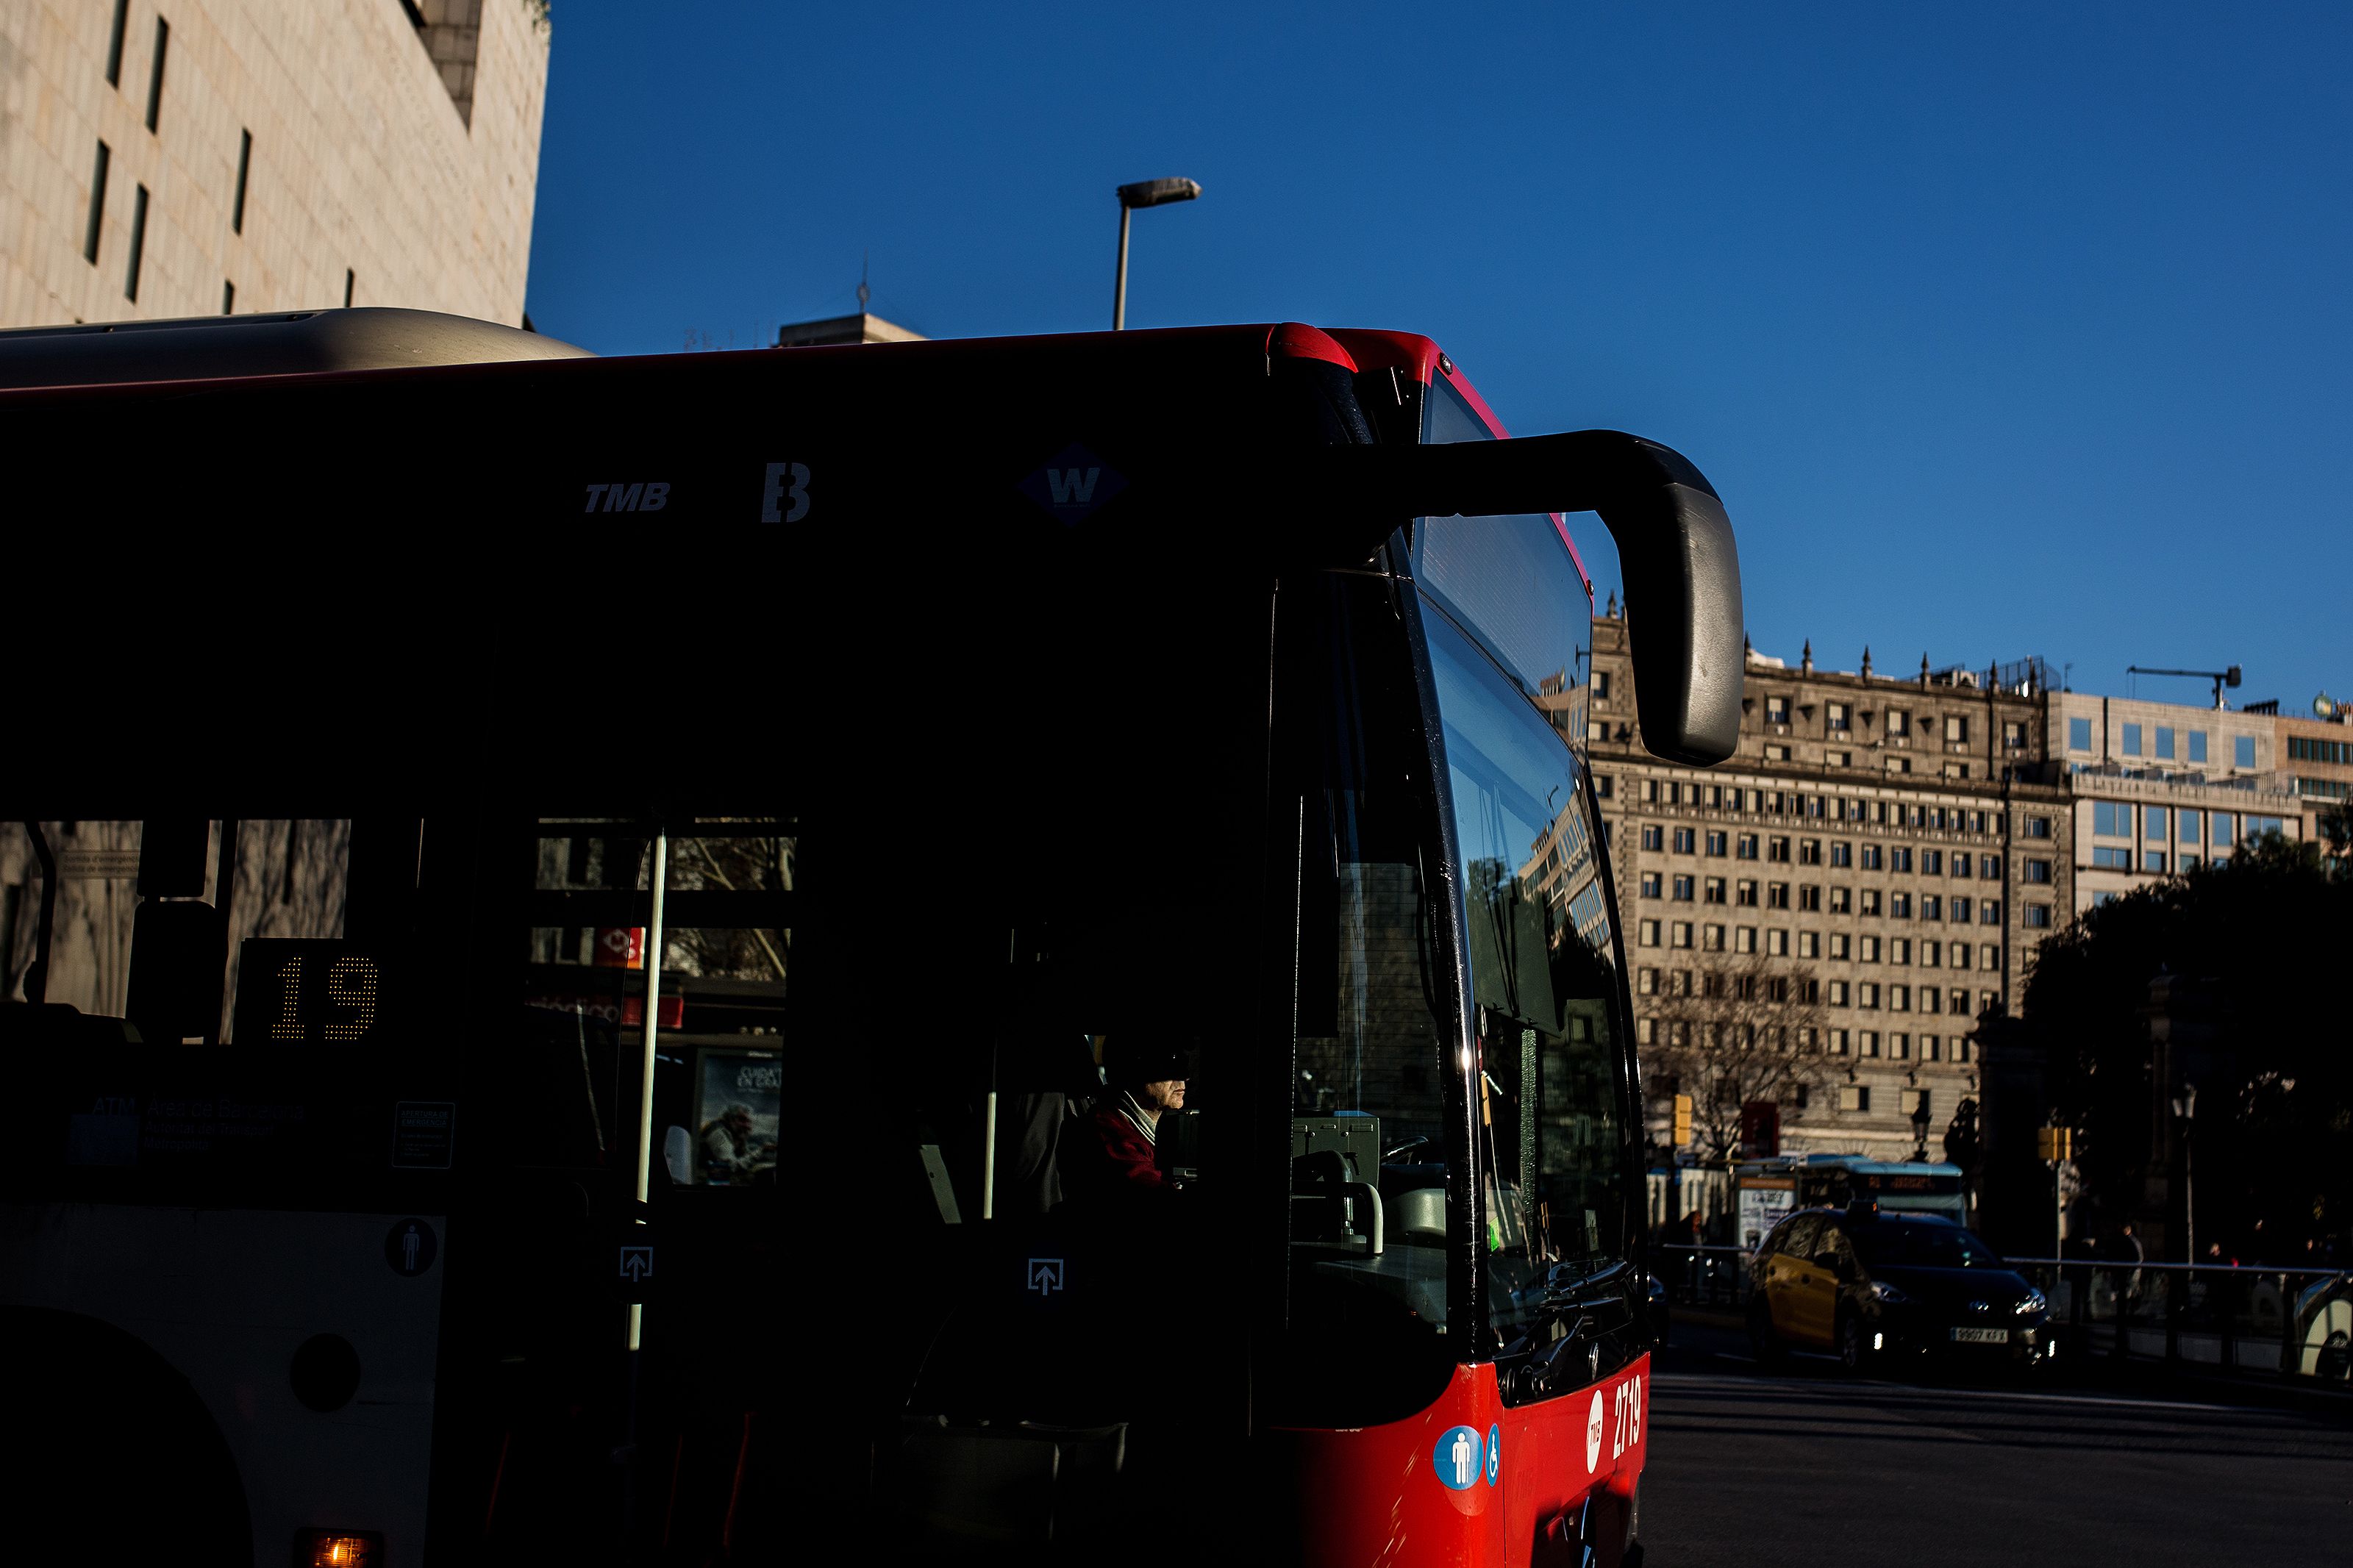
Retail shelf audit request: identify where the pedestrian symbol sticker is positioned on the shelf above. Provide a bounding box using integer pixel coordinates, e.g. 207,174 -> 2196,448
1485,1423 -> 1502,1486
1433,1425 -> 1483,1491
385,1217 -> 438,1277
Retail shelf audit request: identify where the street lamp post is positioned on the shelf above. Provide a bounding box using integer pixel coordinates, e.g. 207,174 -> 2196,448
1113,176 -> 1202,330
2170,1082 -> 2196,1263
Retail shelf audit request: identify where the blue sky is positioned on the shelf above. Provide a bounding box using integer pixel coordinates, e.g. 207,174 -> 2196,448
527,3 -> 2352,715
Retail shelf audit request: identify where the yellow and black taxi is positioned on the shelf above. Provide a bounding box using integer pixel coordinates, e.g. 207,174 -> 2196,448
1745,1203 -> 2052,1372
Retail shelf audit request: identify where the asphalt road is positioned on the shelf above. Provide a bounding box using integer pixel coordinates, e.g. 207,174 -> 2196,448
1639,1317 -> 2353,1566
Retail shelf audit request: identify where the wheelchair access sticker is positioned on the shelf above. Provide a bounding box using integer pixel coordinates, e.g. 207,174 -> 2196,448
1433,1426 -> 1484,1491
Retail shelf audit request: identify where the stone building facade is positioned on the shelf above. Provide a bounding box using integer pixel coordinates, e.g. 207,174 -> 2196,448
1585,609 -> 2074,1160
2275,706 -> 2353,847
0,0 -> 549,329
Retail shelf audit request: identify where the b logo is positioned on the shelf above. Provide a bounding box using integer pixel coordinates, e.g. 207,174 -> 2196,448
761,462 -> 811,523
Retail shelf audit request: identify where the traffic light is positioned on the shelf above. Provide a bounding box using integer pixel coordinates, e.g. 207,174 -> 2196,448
2036,1125 -> 2072,1163
1672,1093 -> 1693,1148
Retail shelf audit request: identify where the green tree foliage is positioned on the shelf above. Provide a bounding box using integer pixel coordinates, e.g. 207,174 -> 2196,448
2024,834 -> 2352,1258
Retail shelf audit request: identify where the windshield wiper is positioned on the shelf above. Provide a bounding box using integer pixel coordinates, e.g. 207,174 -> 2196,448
1499,1259 -> 1635,1399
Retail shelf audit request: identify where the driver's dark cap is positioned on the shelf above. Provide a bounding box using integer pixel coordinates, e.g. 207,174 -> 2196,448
1101,1034 -> 1196,1088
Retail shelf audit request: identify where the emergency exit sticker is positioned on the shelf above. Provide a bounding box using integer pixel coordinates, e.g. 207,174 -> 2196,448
1433,1425 -> 1484,1491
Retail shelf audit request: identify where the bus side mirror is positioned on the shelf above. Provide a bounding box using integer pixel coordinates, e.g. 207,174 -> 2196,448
1405,431 -> 1744,767
1307,432 -> 1745,766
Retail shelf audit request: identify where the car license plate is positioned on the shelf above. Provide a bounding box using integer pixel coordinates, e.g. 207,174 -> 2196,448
1950,1327 -> 2008,1345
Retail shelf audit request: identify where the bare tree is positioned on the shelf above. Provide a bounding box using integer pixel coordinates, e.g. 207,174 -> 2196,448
1643,949 -> 1833,1162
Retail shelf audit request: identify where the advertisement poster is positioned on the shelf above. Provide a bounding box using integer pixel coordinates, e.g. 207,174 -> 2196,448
1735,1176 -> 1795,1252
693,1050 -> 781,1185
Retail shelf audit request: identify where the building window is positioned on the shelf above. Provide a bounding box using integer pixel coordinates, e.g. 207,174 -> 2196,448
1768,928 -> 1789,956
1979,990 -> 1999,1014
2024,859 -> 2051,883
1799,839 -> 1821,865
2093,801 -> 2129,837
1890,937 -> 1910,964
2024,815 -> 2050,839
1671,922 -> 1693,949
1839,1084 -> 1870,1112
1593,670 -> 1611,700
2123,723 -> 2144,756
1638,1019 -> 1654,1045
124,182 -> 148,301
1827,887 -> 1849,914
1890,892 -> 1911,919
1860,889 -> 1882,916
1888,710 -> 1910,738
1921,849 -> 1942,876
144,16 -> 169,132
1673,828 -> 1696,854
1952,896 -> 1972,923
1981,901 -> 2002,923
1705,831 -> 1728,857
1889,848 -> 1911,874
2025,904 -> 2052,928
1768,882 -> 1790,909
1886,756 -> 1912,776
1735,926 -> 1757,953
1703,924 -> 1726,951
2004,720 -> 2028,749
1830,1030 -> 1850,1056
2092,847 -> 2131,869
1827,981 -> 1849,1006
1860,1031 -> 1880,1058
234,129 -> 253,234
1922,894 -> 1942,920
1827,701 -> 1850,732
1735,833 -> 1759,859
1981,855 -> 2002,878
1736,879 -> 1759,907
1860,935 -> 1881,964
1672,876 -> 1694,901
1890,1032 -> 1910,1059
1944,715 -> 1969,744
2235,734 -> 2256,769
2180,854 -> 2202,871
1830,841 -> 1852,867
1640,873 -> 1662,898
2143,851 -> 2167,874
1767,695 -> 1790,724
2144,809 -> 2167,842
1765,744 -> 1792,762
1860,845 -> 1883,871
2179,813 -> 2202,845
105,0 -> 129,85
2068,717 -> 2091,752
2213,814 -> 2235,846
1923,939 -> 1942,967
83,140 -> 110,264
1640,920 -> 1660,947
1769,836 -> 1792,863
1703,878 -> 1727,905
1799,931 -> 1820,959
1859,984 -> 1880,1010
1641,825 -> 1663,851
2156,726 -> 2175,761
1829,932 -> 1852,959
1924,987 -> 1943,1014
2188,730 -> 2207,765
1951,987 -> 1970,1015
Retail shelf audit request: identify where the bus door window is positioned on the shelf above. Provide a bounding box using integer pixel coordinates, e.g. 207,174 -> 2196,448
1424,606 -> 1638,1398
1269,570 -> 1457,1430
523,822 -> 792,1180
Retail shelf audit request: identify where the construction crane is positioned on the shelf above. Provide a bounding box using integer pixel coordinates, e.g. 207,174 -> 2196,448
2127,664 -> 2242,709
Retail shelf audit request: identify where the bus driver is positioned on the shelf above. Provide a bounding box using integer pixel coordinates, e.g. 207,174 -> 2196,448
1072,1037 -> 1193,1197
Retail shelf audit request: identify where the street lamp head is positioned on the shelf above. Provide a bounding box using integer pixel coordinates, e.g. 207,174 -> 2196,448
1118,176 -> 1203,210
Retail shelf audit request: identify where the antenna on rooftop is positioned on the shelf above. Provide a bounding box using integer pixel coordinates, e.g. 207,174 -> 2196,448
857,250 -> 871,312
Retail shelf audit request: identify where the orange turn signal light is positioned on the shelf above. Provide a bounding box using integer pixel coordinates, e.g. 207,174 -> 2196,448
293,1530 -> 382,1568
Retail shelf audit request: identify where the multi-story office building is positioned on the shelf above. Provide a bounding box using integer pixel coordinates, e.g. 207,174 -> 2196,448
2276,703 -> 2353,846
1,0 -> 549,329
1585,609 -> 2073,1159
2046,690 -> 2303,913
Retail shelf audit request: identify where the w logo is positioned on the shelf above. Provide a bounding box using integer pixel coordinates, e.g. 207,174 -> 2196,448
1020,443 -> 1127,523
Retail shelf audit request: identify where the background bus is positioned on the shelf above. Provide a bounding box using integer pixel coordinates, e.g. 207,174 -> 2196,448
0,309 -> 1739,1566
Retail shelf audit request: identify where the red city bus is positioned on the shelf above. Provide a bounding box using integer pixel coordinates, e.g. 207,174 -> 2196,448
0,309 -> 1740,1565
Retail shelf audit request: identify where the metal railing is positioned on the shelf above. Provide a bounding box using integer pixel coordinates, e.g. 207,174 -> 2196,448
1654,1245 -> 2353,1388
